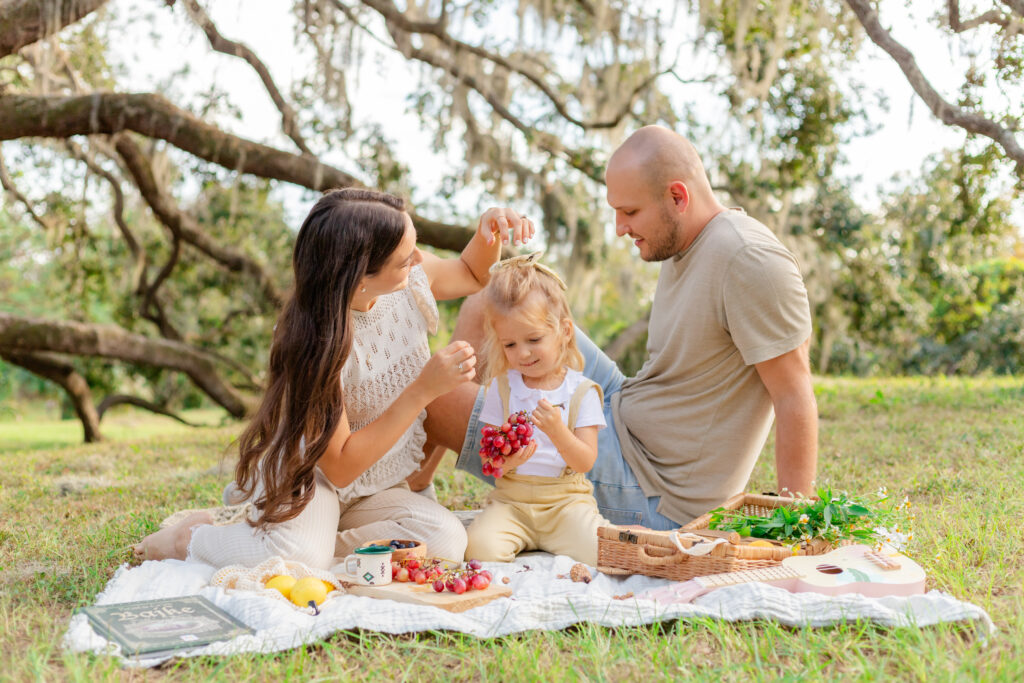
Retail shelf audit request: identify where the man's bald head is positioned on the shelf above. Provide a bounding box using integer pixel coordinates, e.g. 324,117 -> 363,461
606,126 -> 726,260
607,126 -> 713,200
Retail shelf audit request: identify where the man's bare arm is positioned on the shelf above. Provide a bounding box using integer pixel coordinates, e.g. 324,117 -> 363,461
754,339 -> 818,497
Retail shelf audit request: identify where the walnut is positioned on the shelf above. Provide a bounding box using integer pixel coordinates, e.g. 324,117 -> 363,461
569,563 -> 592,584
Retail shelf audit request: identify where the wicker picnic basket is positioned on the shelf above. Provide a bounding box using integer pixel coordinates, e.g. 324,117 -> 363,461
596,492 -> 834,582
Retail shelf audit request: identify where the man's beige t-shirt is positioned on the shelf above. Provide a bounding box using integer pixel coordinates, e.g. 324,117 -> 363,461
611,210 -> 811,524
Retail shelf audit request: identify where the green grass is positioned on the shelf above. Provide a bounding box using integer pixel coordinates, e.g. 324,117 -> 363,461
1,377 -> 1022,680
0,407 -> 230,451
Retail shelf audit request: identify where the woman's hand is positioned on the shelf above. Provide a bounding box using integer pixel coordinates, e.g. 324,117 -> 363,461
501,440 -> 538,472
414,340 -> 477,401
422,207 -> 537,301
478,207 -> 536,247
321,342 -> 475,489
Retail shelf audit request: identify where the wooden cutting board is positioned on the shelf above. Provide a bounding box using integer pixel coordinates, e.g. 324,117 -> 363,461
343,580 -> 512,613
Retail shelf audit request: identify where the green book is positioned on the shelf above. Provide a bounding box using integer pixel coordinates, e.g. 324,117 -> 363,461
78,595 -> 254,659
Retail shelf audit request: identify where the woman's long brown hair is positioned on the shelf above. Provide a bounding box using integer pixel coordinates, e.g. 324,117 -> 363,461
235,188 -> 407,528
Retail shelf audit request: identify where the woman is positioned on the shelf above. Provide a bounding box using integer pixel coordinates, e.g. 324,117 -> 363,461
133,188 -> 534,568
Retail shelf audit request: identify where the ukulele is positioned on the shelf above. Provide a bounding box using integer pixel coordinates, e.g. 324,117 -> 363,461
638,544 -> 926,604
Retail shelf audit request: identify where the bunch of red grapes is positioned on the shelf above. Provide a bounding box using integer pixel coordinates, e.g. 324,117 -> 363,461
390,557 -> 493,594
390,556 -> 445,585
479,410 -> 534,478
433,558 -> 492,594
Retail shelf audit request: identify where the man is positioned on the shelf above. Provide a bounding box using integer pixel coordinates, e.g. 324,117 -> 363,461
418,125 -> 817,529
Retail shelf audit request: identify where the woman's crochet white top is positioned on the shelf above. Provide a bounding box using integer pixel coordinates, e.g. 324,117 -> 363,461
336,264 -> 439,504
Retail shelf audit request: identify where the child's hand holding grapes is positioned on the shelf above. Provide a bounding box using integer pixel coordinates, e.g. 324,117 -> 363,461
501,440 -> 538,472
530,399 -> 567,438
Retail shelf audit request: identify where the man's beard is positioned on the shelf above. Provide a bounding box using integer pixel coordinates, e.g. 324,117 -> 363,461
641,206 -> 684,262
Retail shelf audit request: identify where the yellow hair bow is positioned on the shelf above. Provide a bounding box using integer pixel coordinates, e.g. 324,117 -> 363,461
488,251 -> 567,290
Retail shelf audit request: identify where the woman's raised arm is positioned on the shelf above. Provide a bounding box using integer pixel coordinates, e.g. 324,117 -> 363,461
420,208 -> 536,301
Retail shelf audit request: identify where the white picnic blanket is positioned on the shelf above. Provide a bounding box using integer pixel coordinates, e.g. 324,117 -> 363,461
64,553 -> 995,668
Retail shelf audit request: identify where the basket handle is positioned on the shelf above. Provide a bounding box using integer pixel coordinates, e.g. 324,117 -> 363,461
637,544 -> 686,566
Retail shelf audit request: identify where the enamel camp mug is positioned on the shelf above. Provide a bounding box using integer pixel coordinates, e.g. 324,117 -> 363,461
340,545 -> 392,586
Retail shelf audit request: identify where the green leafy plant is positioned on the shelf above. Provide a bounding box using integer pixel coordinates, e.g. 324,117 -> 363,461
707,486 -> 913,547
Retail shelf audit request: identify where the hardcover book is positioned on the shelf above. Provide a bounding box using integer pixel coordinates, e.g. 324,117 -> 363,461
78,595 -> 253,658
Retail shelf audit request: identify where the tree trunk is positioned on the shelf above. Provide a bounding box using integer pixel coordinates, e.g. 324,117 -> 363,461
0,0 -> 109,58
0,312 -> 252,418
604,311 -> 651,363
1,349 -> 102,442
816,325 -> 834,376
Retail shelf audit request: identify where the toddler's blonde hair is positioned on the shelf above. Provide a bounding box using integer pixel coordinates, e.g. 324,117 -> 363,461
480,257 -> 583,384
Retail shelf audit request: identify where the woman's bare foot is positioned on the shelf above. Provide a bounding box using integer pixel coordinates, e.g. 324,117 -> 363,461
133,511 -> 214,562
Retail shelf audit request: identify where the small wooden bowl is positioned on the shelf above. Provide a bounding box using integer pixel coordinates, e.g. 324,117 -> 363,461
366,538 -> 427,562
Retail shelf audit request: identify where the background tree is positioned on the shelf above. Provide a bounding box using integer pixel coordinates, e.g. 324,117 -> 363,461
0,0 -> 680,440
845,0 -> 1024,178
0,0 -> 1021,443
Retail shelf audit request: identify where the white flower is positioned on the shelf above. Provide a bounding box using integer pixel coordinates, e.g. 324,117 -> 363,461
876,525 -> 912,551
798,514 -> 810,525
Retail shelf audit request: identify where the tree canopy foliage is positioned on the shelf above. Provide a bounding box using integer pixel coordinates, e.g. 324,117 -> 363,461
0,0 -> 1021,442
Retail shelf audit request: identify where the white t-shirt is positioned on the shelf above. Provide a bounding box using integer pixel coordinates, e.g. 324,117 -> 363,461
479,368 -> 606,477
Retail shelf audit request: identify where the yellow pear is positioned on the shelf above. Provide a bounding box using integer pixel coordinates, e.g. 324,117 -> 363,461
264,574 -> 297,599
290,576 -> 328,608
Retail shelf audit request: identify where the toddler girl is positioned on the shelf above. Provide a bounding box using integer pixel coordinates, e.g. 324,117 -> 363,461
465,252 -> 608,566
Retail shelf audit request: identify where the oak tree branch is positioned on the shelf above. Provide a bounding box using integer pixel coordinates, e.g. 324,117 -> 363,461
846,0 -> 1024,174
0,312 -> 252,417
0,0 -> 109,58
0,92 -> 477,249
180,0 -> 313,155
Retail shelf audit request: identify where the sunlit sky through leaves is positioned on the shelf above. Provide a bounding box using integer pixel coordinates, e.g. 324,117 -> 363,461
111,0 -> 1016,229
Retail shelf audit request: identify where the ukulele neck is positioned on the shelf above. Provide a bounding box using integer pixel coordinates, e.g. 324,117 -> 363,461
694,565 -> 802,590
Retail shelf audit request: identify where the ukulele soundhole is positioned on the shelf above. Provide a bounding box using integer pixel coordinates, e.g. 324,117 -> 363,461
815,563 -> 844,575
